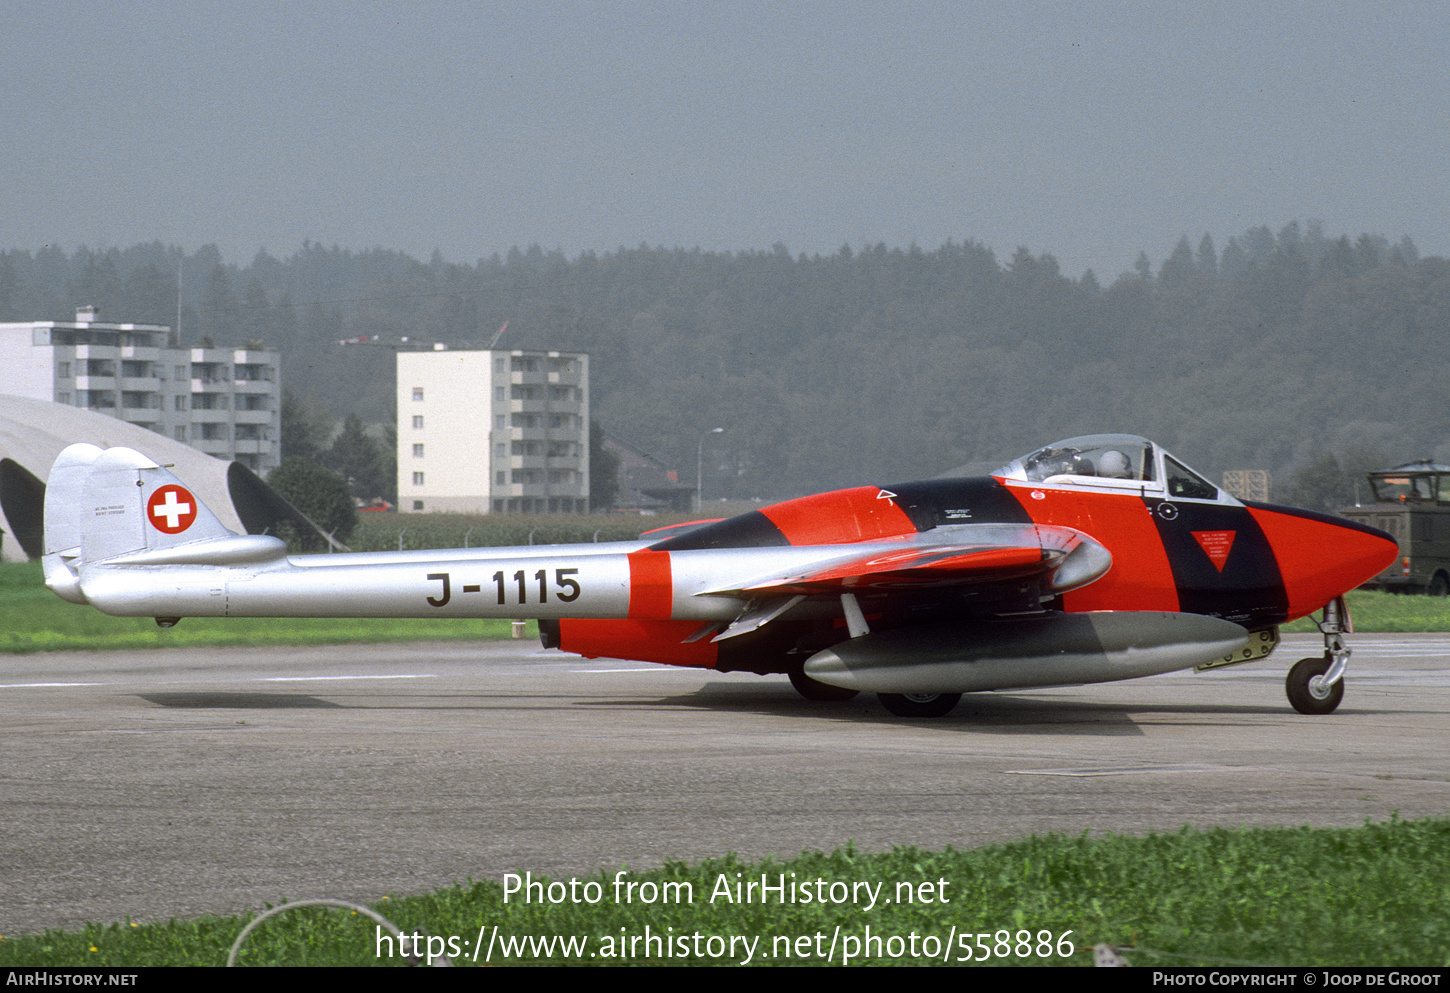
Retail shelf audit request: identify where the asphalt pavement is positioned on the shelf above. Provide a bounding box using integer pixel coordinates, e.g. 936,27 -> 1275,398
2,632 -> 1447,936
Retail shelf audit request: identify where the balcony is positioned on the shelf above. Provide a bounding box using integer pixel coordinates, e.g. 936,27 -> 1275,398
192,438 -> 233,456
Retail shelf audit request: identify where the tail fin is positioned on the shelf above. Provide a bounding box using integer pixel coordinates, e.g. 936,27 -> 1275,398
42,444 -> 103,603
43,445 -> 284,603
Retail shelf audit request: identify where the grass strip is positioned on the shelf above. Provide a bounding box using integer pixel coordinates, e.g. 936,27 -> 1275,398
1,818 -> 1447,967
1280,589 -> 1450,632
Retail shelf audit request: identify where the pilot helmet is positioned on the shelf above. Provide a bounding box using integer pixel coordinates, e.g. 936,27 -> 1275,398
1099,450 -> 1132,479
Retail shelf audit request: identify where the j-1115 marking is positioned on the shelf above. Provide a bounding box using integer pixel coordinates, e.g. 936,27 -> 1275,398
427,568 -> 582,608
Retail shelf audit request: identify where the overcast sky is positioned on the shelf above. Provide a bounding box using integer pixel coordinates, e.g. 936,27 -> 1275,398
5,1 -> 1448,278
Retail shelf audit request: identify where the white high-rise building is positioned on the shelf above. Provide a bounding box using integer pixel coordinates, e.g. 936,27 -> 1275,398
0,307 -> 281,474
397,347 -> 589,513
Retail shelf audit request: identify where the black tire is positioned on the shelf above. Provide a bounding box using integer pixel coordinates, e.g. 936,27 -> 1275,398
1286,656 -> 1344,715
1427,574 -> 1450,597
877,692 -> 962,718
788,666 -> 858,702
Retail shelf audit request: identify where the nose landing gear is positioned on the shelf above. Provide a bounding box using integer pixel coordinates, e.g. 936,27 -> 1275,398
1286,597 -> 1350,715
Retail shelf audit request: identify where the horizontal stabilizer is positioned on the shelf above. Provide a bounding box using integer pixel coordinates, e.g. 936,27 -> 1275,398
105,533 -> 287,566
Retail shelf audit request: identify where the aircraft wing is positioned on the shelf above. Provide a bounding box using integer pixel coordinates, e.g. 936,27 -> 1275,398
698,524 -> 1111,598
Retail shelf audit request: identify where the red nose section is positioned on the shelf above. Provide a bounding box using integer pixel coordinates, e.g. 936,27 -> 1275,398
1248,506 -> 1399,620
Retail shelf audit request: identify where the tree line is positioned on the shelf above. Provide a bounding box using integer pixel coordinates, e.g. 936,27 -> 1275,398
3,221 -> 1444,511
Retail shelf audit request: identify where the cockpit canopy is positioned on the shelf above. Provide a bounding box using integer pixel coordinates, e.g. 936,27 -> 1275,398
1007,434 -> 1155,483
993,434 -> 1226,502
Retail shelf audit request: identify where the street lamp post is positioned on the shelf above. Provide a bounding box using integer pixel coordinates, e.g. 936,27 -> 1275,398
697,427 -> 724,513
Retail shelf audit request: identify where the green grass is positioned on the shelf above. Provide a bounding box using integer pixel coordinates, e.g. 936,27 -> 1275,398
1281,589 -> 1450,632
2,818 -> 1447,966
0,561 -> 532,652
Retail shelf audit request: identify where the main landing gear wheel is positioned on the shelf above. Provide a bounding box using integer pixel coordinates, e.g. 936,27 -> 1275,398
788,666 -> 858,702
1286,656 -> 1344,715
877,692 -> 962,718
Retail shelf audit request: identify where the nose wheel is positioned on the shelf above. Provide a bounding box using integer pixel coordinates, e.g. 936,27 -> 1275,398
1286,656 -> 1344,714
1286,597 -> 1350,715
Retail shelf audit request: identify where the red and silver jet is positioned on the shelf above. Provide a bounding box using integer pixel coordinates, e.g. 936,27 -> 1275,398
42,434 -> 1397,717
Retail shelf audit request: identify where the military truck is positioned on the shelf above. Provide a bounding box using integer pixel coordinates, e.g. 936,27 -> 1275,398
1338,459 -> 1450,595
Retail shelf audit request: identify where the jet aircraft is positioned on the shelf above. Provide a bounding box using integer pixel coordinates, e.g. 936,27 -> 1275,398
42,434 -> 1397,718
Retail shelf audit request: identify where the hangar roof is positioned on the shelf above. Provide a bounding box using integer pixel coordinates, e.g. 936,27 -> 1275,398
0,394 -> 245,561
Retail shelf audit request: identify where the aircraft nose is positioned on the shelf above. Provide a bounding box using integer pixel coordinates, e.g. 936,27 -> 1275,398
1248,506 -> 1398,620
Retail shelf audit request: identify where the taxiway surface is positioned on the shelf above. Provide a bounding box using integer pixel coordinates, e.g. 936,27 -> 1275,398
3,633 -> 1447,935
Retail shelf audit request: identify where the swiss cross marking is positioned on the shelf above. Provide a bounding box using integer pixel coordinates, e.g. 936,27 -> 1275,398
147,485 -> 198,534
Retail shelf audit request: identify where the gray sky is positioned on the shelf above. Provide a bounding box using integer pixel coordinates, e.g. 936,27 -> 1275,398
5,1 -> 1448,277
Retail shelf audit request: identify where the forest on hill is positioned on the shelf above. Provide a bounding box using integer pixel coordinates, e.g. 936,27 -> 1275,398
2,221 -> 1443,510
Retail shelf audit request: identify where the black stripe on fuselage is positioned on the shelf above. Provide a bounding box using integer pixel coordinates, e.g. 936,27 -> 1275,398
650,510 -> 789,551
652,478 -> 1032,551
1145,498 -> 1288,625
882,478 -> 1035,532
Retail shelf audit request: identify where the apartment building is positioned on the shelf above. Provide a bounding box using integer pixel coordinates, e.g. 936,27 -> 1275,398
0,306 -> 281,473
397,347 -> 589,513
